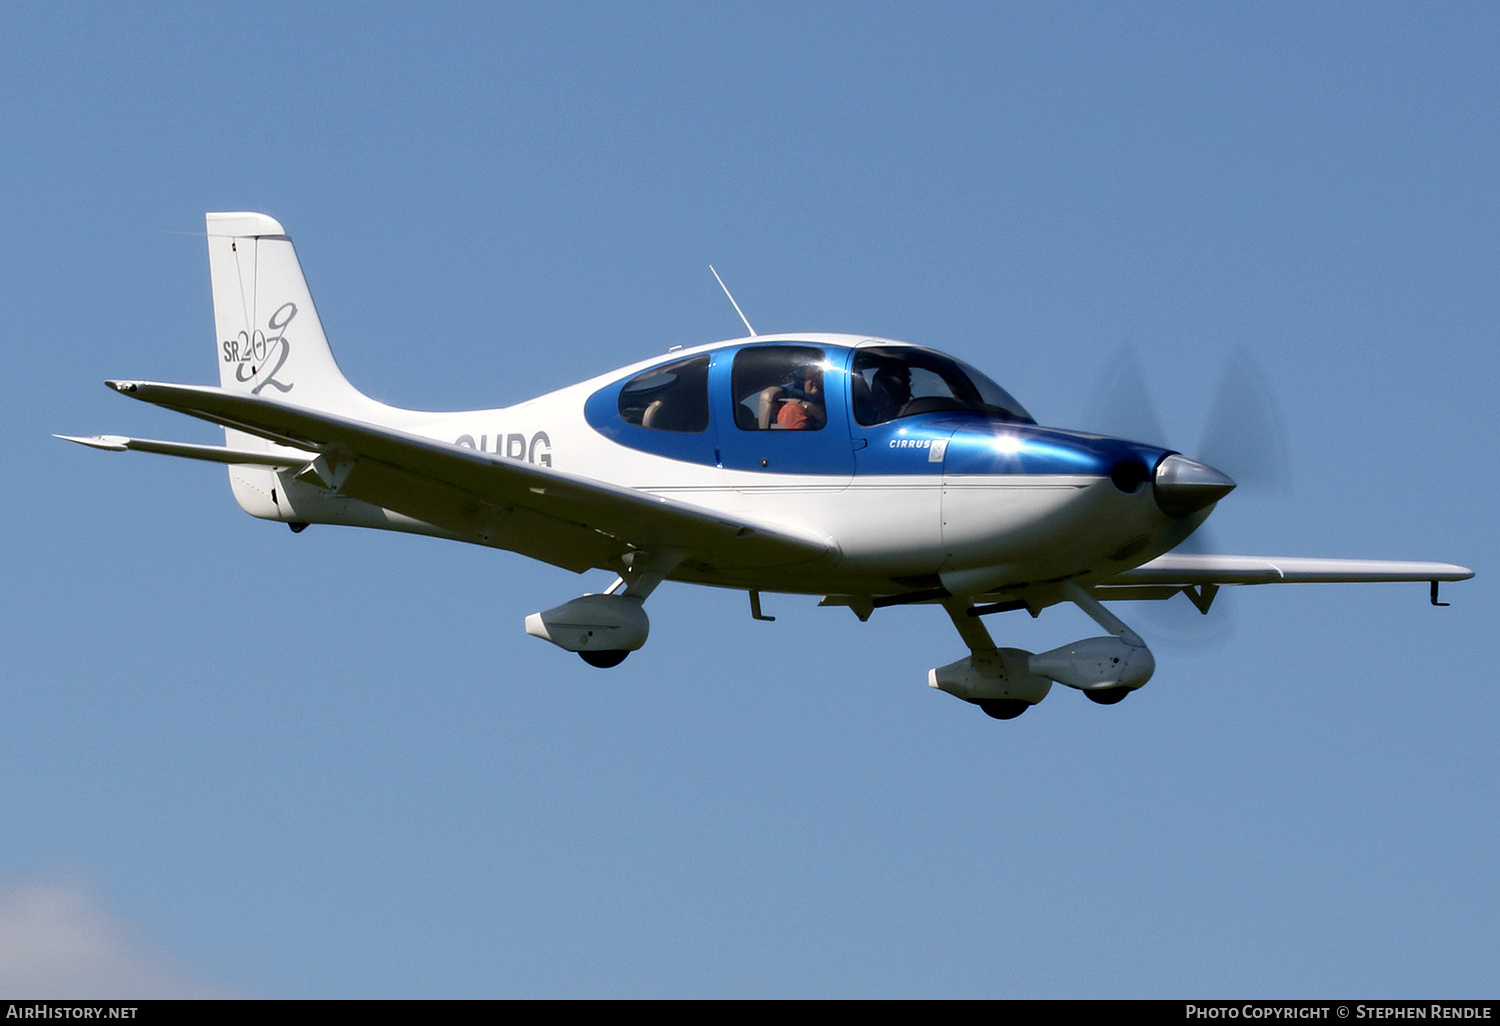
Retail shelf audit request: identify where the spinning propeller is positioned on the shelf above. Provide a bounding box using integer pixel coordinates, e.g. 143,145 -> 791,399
1085,345 -> 1293,645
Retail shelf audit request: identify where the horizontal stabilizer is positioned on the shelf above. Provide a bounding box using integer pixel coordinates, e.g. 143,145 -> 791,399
55,434 -> 313,467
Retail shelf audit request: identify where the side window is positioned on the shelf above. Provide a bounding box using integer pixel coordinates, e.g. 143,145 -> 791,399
731,346 -> 828,431
617,355 -> 710,433
851,346 -> 1032,426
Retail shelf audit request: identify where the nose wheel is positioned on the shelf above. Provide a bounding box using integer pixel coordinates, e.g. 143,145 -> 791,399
935,581 -> 1154,720
580,650 -> 629,668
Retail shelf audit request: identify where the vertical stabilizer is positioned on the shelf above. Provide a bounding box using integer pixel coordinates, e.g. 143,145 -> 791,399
206,211 -> 378,520
206,212 -> 371,416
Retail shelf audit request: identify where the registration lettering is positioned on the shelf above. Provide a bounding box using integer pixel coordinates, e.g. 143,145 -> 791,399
455,431 -> 553,467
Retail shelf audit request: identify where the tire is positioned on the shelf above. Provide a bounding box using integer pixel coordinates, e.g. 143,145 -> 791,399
977,699 -> 1029,720
580,650 -> 629,668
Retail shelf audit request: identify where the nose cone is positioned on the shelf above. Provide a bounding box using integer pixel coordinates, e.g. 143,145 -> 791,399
1153,454 -> 1236,517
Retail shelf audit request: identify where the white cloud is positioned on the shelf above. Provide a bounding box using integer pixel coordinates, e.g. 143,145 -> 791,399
0,875 -> 237,999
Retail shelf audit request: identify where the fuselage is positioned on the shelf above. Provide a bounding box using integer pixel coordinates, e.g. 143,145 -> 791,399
244,333 -> 1210,598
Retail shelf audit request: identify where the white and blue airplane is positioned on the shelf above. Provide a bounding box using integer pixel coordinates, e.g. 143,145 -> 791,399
61,212 -> 1473,719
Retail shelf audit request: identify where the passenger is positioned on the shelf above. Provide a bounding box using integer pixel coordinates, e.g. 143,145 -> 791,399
776,368 -> 826,430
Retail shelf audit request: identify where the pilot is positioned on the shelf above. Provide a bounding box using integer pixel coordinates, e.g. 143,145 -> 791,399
776,367 -> 826,430
867,362 -> 911,424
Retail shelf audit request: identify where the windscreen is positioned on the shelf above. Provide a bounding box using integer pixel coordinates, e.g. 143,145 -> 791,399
850,346 -> 1033,426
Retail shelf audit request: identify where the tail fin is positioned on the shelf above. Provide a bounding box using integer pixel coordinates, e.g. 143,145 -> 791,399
206,211 -> 381,523
206,212 -> 372,416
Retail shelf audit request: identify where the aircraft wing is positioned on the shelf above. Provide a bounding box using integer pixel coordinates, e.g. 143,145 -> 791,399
1104,553 -> 1474,585
1092,552 -> 1473,610
90,380 -> 836,575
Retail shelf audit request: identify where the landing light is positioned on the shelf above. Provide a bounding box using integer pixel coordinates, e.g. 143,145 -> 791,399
992,435 -> 1023,455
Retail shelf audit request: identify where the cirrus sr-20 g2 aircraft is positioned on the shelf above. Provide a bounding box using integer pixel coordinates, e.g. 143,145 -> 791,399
62,212 -> 1473,720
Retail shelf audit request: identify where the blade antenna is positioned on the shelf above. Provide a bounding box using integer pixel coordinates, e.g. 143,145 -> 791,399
709,265 -> 757,337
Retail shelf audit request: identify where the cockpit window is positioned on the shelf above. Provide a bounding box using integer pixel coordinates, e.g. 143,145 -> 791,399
731,345 -> 828,431
617,354 -> 710,433
850,346 -> 1033,426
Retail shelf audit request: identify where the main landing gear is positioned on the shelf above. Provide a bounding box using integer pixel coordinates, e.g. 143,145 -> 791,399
524,548 -> 686,668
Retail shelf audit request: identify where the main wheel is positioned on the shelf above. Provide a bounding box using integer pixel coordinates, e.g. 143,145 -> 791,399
580,650 -> 629,668
1084,687 -> 1129,705
977,699 -> 1029,720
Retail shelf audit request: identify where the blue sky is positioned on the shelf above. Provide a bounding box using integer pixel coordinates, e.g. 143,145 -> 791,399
1,2 -> 1495,997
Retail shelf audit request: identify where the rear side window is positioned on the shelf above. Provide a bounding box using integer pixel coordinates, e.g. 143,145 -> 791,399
617,355 -> 710,433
